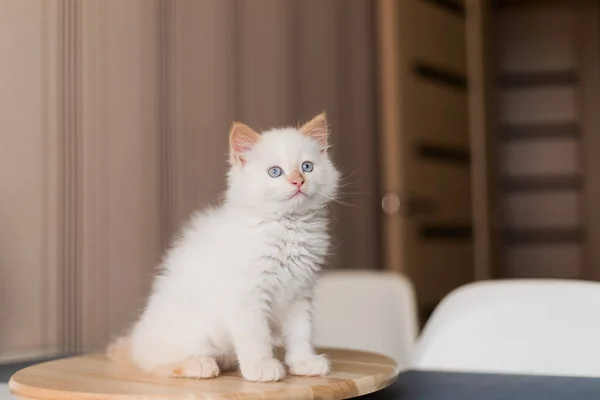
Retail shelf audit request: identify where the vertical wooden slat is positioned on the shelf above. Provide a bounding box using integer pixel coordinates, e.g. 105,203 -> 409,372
334,0 -> 379,271
466,0 -> 498,280
578,1 -> 600,281
377,0 -> 410,274
378,0 -> 476,314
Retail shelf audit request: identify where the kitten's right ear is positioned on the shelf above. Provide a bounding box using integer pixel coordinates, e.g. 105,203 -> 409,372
229,122 -> 261,165
300,112 -> 329,150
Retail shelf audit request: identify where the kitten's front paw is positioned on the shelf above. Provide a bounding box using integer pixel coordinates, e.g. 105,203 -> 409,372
288,354 -> 331,377
172,356 -> 220,379
241,358 -> 286,382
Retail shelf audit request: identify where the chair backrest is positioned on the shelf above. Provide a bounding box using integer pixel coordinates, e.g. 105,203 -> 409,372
413,279 -> 600,377
313,270 -> 418,369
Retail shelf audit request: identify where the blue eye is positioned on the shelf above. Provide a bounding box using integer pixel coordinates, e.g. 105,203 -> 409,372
301,161 -> 314,173
268,166 -> 283,178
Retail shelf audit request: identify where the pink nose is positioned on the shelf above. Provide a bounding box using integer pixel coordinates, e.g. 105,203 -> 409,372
290,177 -> 304,188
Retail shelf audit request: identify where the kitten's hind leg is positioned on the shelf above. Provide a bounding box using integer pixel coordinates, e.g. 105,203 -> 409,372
152,355 -> 220,379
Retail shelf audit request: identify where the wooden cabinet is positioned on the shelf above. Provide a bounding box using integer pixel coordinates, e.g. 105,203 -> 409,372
493,0 -> 600,282
377,0 -> 600,320
377,0 -> 486,320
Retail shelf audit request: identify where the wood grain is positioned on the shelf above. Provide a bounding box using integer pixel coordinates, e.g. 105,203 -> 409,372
9,348 -> 397,400
465,0 -> 497,281
578,1 -> 600,281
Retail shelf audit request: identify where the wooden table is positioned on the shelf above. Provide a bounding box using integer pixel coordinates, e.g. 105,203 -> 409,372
9,348 -> 397,400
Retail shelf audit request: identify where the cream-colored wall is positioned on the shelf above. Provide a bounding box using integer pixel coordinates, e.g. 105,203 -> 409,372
0,0 -> 378,357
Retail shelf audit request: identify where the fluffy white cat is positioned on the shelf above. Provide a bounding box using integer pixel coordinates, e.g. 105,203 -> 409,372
107,112 -> 340,382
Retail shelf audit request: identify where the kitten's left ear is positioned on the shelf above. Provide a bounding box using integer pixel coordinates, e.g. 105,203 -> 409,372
300,112 -> 329,150
229,122 -> 261,165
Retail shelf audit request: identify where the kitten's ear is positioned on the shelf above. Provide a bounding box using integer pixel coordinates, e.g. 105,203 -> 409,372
229,122 -> 261,165
300,112 -> 329,150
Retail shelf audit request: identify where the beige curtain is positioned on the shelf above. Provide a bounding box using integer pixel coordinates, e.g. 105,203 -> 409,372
169,0 -> 379,273
0,0 -> 378,356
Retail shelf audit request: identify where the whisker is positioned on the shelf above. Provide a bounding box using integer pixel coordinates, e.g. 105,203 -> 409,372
337,191 -> 370,196
336,180 -> 360,189
324,206 -> 340,223
331,213 -> 340,224
317,191 -> 355,207
336,185 -> 363,194
339,170 -> 359,182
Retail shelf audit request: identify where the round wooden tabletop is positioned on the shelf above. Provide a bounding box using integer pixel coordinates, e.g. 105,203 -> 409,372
9,348 -> 398,400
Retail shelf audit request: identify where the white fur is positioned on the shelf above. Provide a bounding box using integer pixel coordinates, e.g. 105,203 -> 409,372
113,126 -> 340,382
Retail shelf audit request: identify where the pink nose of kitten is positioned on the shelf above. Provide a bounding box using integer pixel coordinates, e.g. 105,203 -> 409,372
288,170 -> 305,188
290,178 -> 304,189
290,177 -> 304,188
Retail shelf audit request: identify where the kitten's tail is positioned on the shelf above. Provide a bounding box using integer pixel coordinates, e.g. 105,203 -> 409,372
106,336 -> 132,366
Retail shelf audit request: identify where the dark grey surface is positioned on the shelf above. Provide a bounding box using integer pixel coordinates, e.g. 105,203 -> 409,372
0,355 -> 70,383
0,359 -> 42,382
359,370 -> 600,400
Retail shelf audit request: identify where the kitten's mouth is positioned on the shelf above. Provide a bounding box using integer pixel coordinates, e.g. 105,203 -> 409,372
290,190 -> 306,199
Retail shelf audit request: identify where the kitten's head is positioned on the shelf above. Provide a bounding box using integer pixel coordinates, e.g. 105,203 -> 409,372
226,112 -> 340,214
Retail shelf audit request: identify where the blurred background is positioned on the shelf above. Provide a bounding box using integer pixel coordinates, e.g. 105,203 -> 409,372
1,0 -> 599,364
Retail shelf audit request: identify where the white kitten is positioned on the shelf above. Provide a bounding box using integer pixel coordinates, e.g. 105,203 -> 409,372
107,113 -> 340,382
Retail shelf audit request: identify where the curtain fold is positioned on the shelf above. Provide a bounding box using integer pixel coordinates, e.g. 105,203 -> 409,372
0,0 -> 379,355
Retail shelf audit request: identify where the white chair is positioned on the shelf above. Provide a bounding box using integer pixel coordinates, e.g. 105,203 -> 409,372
413,279 -> 600,377
312,270 -> 418,369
